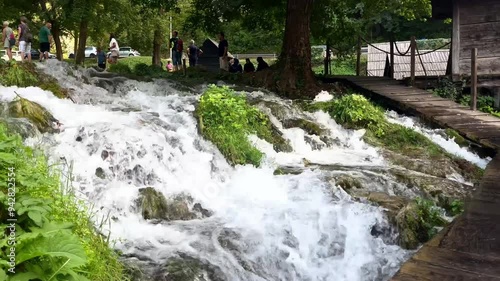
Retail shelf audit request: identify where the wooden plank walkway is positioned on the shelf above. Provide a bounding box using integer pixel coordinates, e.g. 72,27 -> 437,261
321,76 -> 500,280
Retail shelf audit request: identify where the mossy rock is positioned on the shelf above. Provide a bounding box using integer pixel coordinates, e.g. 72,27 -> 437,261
444,128 -> 469,148
334,174 -> 363,190
8,97 -> 58,133
267,123 -> 293,153
136,188 -> 196,221
164,258 -> 203,281
282,118 -> 326,136
0,117 -> 40,139
40,80 -> 70,99
367,192 -> 408,220
137,187 -> 169,220
395,200 -> 447,249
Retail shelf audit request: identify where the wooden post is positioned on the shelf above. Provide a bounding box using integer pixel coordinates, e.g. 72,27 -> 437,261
356,35 -> 361,76
390,38 -> 395,79
410,36 -> 416,87
471,48 -> 478,111
451,1 -> 460,80
324,41 -> 330,75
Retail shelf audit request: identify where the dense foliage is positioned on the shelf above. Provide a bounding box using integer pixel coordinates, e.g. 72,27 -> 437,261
196,85 -> 279,166
433,78 -> 500,118
0,125 -> 126,280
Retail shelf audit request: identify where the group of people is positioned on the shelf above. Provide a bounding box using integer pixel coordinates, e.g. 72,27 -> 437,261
2,16 -> 54,62
168,30 -> 270,73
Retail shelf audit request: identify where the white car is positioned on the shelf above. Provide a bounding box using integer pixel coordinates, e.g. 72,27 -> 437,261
1,50 -> 23,61
107,47 -> 141,58
84,46 -> 97,58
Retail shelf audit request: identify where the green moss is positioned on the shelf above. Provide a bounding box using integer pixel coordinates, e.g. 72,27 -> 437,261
39,80 -> 69,99
0,124 -> 127,280
164,258 -> 202,281
8,96 -> 57,133
197,85 -> 289,166
282,118 -> 325,136
396,199 -> 447,249
444,128 -> 469,147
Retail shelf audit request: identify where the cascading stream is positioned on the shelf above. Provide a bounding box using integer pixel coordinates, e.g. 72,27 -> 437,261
0,60 -> 490,281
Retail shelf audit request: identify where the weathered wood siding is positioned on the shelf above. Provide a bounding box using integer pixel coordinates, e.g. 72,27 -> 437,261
457,0 -> 500,76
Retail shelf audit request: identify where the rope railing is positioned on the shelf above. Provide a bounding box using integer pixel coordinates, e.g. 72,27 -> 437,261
360,36 -> 450,57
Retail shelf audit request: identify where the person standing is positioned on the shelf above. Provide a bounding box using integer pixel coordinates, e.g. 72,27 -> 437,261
38,21 -> 52,62
108,33 -> 119,64
218,32 -> 228,71
169,31 -> 181,71
187,40 -> 203,67
18,16 -> 33,62
96,47 -> 106,69
2,21 -> 14,61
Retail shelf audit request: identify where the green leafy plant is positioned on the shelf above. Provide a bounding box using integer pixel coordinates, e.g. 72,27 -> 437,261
0,125 -> 127,280
196,85 -> 281,166
414,198 -> 447,240
329,94 -> 387,136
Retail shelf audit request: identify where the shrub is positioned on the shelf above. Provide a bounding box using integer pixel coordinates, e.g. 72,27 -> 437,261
197,85 -> 273,166
108,63 -> 132,75
134,63 -> 152,76
0,125 -> 127,280
330,94 -> 386,136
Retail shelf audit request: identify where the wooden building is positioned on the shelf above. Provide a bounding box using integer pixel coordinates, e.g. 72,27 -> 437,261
197,38 -> 233,72
432,0 -> 500,80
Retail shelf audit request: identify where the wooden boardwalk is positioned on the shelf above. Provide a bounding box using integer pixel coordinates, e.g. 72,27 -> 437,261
322,76 -> 500,280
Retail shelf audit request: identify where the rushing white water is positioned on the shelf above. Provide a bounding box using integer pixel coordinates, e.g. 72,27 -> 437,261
386,111 -> 492,169
0,60 -> 490,281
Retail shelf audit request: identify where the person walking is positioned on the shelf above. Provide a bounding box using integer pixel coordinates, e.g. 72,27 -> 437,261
38,21 -> 52,62
187,40 -> 203,67
2,21 -> 14,61
108,33 -> 119,65
218,32 -> 228,71
18,16 -> 33,62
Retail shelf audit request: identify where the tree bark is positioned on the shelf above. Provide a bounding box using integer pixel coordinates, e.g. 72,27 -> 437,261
52,23 -> 63,60
152,27 -> 162,66
274,0 -> 318,98
75,20 -> 89,65
73,29 -> 79,59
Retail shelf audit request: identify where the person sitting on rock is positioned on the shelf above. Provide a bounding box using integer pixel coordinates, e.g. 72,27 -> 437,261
229,58 -> 243,73
244,58 -> 255,73
256,57 -> 269,72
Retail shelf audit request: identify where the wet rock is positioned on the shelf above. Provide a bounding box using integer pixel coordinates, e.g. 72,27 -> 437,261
76,136 -> 83,142
273,166 -> 304,175
95,167 -> 106,179
444,128 -> 469,148
304,135 -> 326,150
366,192 -> 408,220
395,201 -> 447,250
8,97 -> 59,133
153,254 -> 225,281
101,150 -> 109,160
137,187 -> 169,220
259,101 -> 288,121
136,188 -> 197,221
334,174 -> 363,190
268,124 -> 293,153
282,118 -> 326,136
192,203 -> 212,218
0,117 -> 41,139
125,164 -> 147,185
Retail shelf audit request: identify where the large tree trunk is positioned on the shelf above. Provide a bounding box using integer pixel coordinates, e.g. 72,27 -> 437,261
274,0 -> 318,98
52,23 -> 63,60
152,27 -> 162,66
75,20 -> 88,65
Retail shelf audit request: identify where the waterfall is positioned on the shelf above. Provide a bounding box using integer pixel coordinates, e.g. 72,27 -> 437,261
0,60 -> 490,281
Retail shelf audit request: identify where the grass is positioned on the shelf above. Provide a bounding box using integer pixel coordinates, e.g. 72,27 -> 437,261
0,124 -> 127,280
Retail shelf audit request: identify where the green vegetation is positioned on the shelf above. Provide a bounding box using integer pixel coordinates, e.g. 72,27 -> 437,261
0,125 -> 127,280
196,85 -> 290,166
0,61 -> 69,99
433,78 -> 500,118
396,198 -> 447,249
444,128 -> 468,147
305,94 -> 445,157
313,56 -> 367,76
